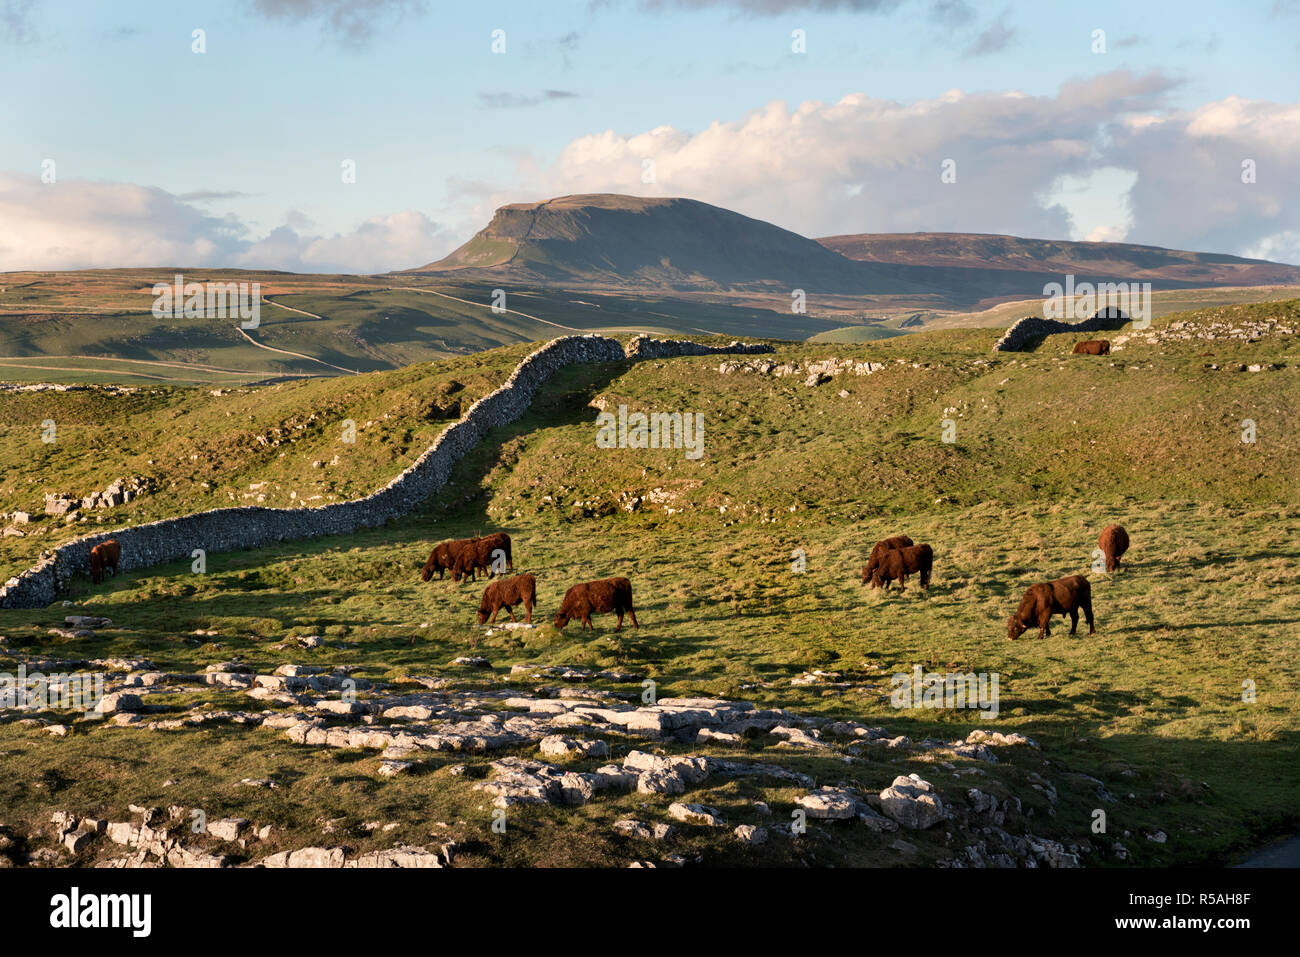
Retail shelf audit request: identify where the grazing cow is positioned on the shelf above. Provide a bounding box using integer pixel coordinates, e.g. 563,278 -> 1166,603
868,548 -> 909,591
897,543 -> 934,589
1098,524 -> 1130,573
475,532 -> 513,575
421,532 -> 513,582
451,546 -> 483,583
477,573 -> 537,624
869,543 -> 933,592
861,534 -> 914,584
1007,575 -> 1095,640
421,538 -> 470,582
1072,339 -> 1110,355
452,533 -> 517,583
89,538 -> 121,585
554,577 -> 638,632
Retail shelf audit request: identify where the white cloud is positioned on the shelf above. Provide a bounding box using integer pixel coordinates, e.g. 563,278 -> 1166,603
248,209 -> 449,274
6,75 -> 1299,273
1085,224 -> 1129,243
0,172 -> 449,273
461,72 -> 1299,263
1107,95 -> 1300,261
467,72 -> 1176,243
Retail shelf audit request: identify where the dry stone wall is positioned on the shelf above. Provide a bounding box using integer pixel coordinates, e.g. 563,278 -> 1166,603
624,335 -> 775,360
1,335 -> 773,609
992,309 -> 1130,352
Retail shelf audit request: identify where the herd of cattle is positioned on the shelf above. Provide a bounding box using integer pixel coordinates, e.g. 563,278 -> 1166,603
79,521 -> 1132,640
413,523 -> 1130,639
420,533 -> 639,632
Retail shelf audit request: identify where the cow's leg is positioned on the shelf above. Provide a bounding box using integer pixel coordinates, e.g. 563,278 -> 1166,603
1083,596 -> 1096,634
1038,612 -> 1051,639
615,611 -> 624,632
629,608 -> 639,629
506,605 -> 517,622
1069,608 -> 1079,634
523,599 -> 533,624
489,607 -> 500,624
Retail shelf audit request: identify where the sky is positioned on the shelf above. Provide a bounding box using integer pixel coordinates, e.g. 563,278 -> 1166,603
1,0 -> 1298,272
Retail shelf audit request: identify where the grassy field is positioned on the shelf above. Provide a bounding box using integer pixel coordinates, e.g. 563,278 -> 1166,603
1,300 -> 1297,867
0,270 -> 836,385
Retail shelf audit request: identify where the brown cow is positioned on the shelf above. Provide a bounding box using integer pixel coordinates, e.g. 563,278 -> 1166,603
861,534 -> 914,584
1072,339 -> 1110,355
868,549 -> 909,591
869,543 -> 933,592
1007,575 -> 1095,640
450,546 -> 482,583
475,532 -> 513,575
421,538 -> 471,582
477,574 -> 537,624
1098,524 -> 1130,573
421,532 -> 513,582
554,577 -> 638,632
452,533 -> 517,583
89,538 -> 121,584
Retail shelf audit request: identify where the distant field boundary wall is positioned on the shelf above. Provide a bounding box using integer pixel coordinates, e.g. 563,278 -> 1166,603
1,335 -> 773,609
993,310 -> 1131,352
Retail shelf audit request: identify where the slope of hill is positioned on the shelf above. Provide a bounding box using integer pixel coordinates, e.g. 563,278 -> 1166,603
410,193 -> 921,295
0,270 -> 836,384
1,299 -> 1298,867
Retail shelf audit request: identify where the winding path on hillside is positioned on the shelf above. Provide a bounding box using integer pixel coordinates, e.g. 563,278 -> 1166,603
388,284 -> 723,337
236,323 -> 359,376
384,285 -> 583,332
0,354 -> 318,382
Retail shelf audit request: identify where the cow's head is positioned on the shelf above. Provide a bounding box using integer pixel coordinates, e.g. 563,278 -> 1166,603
552,611 -> 570,630
1007,616 -> 1028,641
420,561 -> 434,582
860,565 -> 871,585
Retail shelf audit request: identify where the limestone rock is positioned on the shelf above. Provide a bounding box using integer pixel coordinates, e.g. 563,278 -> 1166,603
880,774 -> 946,829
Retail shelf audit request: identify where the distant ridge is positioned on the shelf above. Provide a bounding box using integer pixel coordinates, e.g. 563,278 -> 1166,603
411,193 -> 1300,306
817,231 -> 1300,285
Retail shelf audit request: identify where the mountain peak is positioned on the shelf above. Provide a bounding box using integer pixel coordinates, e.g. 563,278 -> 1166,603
410,193 -> 899,293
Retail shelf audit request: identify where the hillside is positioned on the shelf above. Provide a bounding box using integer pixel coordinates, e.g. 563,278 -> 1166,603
0,270 -> 833,385
6,203 -> 1300,388
1,300 -> 1298,868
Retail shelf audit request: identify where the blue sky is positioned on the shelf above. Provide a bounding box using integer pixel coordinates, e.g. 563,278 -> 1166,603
2,0 -> 1298,271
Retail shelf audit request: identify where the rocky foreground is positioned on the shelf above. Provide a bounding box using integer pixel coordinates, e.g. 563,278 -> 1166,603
0,624 -> 1145,869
